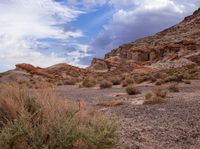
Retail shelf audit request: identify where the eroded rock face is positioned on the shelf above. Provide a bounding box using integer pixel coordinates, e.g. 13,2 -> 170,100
186,52 -> 200,64
16,63 -> 53,78
89,58 -> 122,72
90,8 -> 200,71
89,58 -> 109,71
149,51 -> 157,61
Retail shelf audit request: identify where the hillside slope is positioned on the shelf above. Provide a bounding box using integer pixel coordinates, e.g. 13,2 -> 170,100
90,8 -> 200,71
1,8 -> 200,86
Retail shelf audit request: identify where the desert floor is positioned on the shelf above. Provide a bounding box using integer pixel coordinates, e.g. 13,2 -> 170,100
54,80 -> 200,149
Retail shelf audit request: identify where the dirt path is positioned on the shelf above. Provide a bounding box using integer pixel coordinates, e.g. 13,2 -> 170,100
56,81 -> 200,149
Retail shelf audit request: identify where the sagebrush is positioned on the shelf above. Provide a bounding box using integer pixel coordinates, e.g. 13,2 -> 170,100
0,84 -> 118,149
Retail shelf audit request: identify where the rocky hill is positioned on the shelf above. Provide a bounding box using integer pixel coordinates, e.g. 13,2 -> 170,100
1,8 -> 200,87
89,8 -> 200,72
0,63 -> 96,88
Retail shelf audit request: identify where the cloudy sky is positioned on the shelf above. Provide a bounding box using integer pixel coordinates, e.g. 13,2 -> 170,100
0,0 -> 199,71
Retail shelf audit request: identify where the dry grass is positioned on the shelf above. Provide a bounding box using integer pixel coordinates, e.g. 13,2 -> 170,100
0,84 -> 118,149
111,78 -> 121,85
100,80 -> 113,89
155,79 -> 163,86
122,77 -> 134,87
168,83 -> 179,92
145,92 -> 153,100
184,80 -> 191,84
144,87 -> 167,105
126,85 -> 140,95
164,74 -> 184,83
96,100 -> 124,107
82,78 -> 96,88
63,77 -> 76,85
133,75 -> 148,84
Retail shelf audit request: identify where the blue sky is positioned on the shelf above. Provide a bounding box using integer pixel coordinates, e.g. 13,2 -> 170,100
0,0 -> 199,72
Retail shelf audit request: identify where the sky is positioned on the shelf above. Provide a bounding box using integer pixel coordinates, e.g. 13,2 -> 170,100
0,0 -> 199,72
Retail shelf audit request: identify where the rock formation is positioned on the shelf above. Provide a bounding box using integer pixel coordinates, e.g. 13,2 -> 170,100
1,8 -> 200,86
90,8 -> 200,71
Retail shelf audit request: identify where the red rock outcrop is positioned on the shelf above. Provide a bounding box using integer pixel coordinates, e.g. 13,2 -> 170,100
90,8 -> 200,71
16,64 -> 54,78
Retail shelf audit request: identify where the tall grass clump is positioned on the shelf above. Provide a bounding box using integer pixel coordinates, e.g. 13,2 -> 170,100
0,84 -> 118,149
100,80 -> 113,89
111,78 -> 121,85
168,83 -> 179,92
82,78 -> 96,88
122,77 -> 134,87
144,87 -> 167,105
126,85 -> 140,95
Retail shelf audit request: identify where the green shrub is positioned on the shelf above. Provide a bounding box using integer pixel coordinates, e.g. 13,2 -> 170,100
100,80 -> 112,89
126,85 -> 140,95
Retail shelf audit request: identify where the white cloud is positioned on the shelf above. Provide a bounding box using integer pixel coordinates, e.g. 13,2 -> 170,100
108,0 -> 136,9
89,0 -> 199,58
0,0 -> 84,71
67,0 -> 108,7
65,44 -> 91,68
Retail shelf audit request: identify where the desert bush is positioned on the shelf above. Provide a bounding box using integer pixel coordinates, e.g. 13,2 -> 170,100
97,77 -> 104,83
0,84 -> 118,149
126,85 -> 140,95
182,73 -> 192,80
168,83 -> 179,92
164,74 -> 184,83
96,100 -> 124,107
144,87 -> 167,105
149,76 -> 157,83
153,87 -> 167,98
192,72 -> 200,79
111,78 -> 121,85
57,82 -> 63,86
145,92 -> 153,100
63,78 -> 76,85
122,77 -> 134,87
82,78 -> 96,88
122,81 -> 128,87
133,75 -> 147,84
100,80 -> 112,89
155,79 -> 163,86
184,80 -> 191,84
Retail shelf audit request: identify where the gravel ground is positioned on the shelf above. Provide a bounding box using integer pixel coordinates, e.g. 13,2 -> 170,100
56,81 -> 200,149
